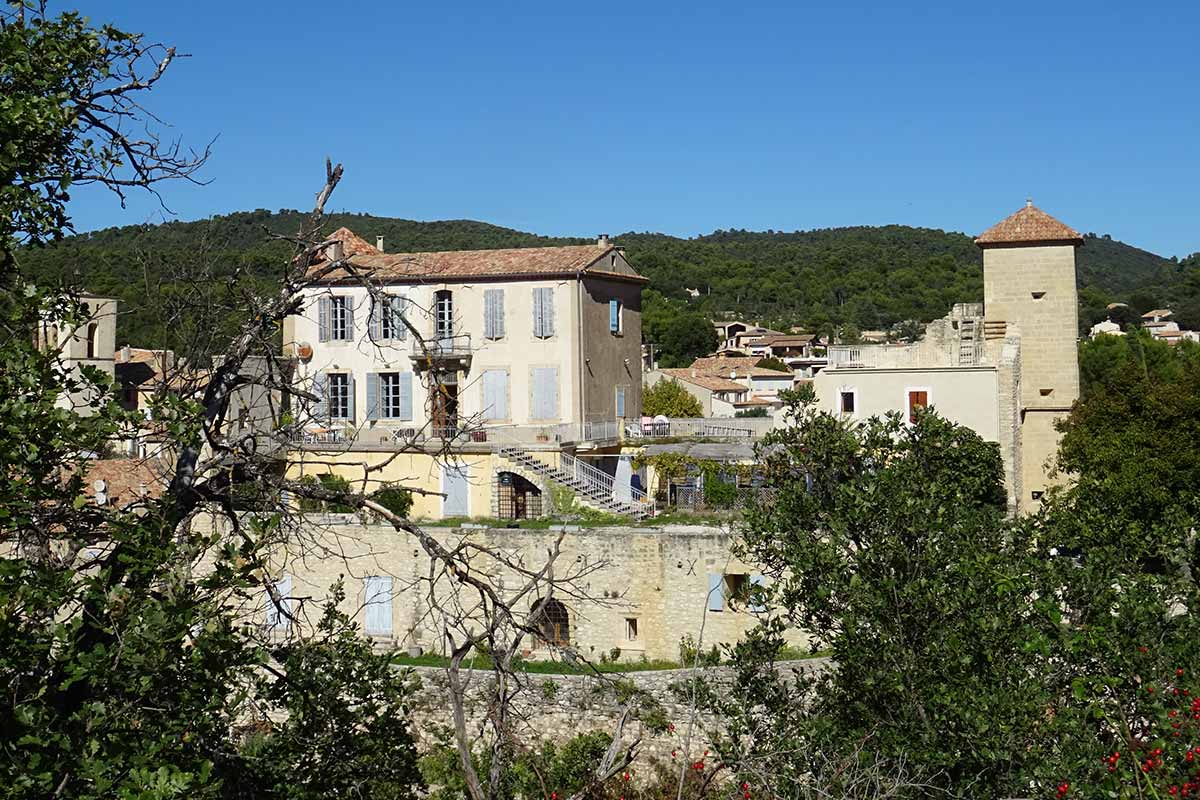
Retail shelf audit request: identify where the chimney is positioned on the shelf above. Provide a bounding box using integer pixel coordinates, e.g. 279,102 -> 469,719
376,235 -> 385,252
1026,197 -> 1033,208
597,233 -> 610,248
329,240 -> 344,261
119,345 -> 131,362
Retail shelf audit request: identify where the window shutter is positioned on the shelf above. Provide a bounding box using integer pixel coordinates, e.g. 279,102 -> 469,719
346,374 -> 356,421
393,297 -> 408,341
749,574 -> 766,613
482,370 -> 508,420
609,299 -> 619,332
495,290 -> 505,338
266,576 -> 292,630
615,386 -> 626,418
364,576 -> 393,634
484,290 -> 496,339
346,297 -> 357,340
532,367 -> 558,420
318,296 -> 331,342
312,373 -> 328,422
399,372 -> 413,421
543,288 -> 555,337
366,373 -> 380,421
532,288 -> 544,338
707,573 -> 724,612
369,298 -> 382,340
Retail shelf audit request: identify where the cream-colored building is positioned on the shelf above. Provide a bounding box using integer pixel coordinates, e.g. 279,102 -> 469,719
36,294 -> 117,415
283,229 -> 650,520
815,201 -> 1084,514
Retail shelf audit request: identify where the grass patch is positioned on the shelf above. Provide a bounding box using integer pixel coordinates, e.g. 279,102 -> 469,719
392,648 -> 830,674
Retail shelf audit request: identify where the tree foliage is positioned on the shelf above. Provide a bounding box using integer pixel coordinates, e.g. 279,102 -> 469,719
642,379 -> 703,418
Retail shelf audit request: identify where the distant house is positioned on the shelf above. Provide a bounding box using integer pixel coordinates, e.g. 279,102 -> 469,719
1089,319 -> 1124,337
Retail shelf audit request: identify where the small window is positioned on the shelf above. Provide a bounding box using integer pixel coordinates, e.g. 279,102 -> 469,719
907,389 -> 929,423
86,323 -> 99,359
1031,291 -> 1046,300
615,386 -> 627,418
1031,490 -> 1044,501
624,617 -> 639,642
609,299 -> 623,334
839,389 -> 856,415
724,573 -> 749,602
1039,388 -> 1054,397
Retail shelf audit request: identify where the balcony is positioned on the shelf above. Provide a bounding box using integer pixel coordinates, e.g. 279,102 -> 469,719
409,333 -> 472,372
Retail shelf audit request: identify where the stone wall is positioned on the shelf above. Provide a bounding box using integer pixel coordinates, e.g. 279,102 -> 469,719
193,515 -> 808,662
406,659 -> 830,765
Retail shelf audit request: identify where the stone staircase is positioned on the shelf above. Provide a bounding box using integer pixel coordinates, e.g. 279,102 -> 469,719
499,447 -> 651,519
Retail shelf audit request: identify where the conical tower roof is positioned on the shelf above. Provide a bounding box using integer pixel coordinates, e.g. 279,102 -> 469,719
976,200 -> 1083,248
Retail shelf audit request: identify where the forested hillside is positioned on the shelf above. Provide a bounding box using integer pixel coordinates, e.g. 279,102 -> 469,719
15,209 -> 1199,349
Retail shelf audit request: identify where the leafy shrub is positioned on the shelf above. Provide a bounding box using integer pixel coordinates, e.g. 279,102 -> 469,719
371,484 -> 413,518
298,473 -> 356,513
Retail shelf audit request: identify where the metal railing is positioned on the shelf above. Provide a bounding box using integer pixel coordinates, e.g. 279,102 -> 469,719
557,451 -> 649,506
826,344 -> 959,369
581,418 -> 620,443
410,333 -> 472,358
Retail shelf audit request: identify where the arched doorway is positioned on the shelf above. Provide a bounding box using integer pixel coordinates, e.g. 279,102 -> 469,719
529,597 -> 569,647
497,472 -> 542,519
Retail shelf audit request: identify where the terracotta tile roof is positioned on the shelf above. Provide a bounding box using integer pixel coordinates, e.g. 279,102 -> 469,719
1141,309 -> 1173,319
660,369 -> 749,393
310,230 -> 646,284
689,356 -> 762,373
975,201 -> 1083,247
80,458 -> 170,507
761,334 -> 816,346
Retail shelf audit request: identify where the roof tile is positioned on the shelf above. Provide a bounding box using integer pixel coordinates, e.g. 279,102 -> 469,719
976,202 -> 1083,247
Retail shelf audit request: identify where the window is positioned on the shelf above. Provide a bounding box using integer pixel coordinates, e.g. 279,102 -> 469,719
624,617 -> 639,642
86,323 -> 98,359
615,386 -> 627,418
264,576 -> 292,632
530,598 -> 570,647
531,367 -> 559,420
435,290 -> 454,340
532,287 -> 555,338
707,573 -> 724,612
839,389 -> 857,416
906,389 -> 929,423
326,372 -> 353,420
318,295 -> 354,342
364,575 -> 393,635
724,573 -> 749,600
481,369 -> 509,421
609,298 -> 623,334
367,372 -> 412,420
1031,291 -> 1047,300
483,289 -> 506,340
370,295 -> 407,341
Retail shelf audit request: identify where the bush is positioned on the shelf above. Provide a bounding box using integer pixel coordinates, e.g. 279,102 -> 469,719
754,356 -> 790,372
643,379 -> 703,418
735,407 -> 768,418
298,473 -> 356,513
371,485 -> 413,518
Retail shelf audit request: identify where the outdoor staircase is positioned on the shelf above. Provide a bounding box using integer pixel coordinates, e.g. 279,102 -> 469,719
498,447 -> 652,520
957,317 -> 979,365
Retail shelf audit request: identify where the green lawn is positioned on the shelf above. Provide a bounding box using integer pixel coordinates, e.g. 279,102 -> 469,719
391,647 -> 830,674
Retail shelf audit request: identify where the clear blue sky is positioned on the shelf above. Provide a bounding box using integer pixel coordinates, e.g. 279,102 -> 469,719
67,0 -> 1200,257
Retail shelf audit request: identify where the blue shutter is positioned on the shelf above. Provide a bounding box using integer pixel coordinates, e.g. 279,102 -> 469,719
532,288 -> 543,338
609,299 -> 619,332
312,373 -> 327,422
543,288 -> 555,337
399,372 -> 413,421
615,386 -> 626,418
532,367 -> 558,420
707,574 -> 724,612
364,576 -> 393,634
495,290 -> 505,338
366,373 -> 380,420
346,374 -> 356,422
346,297 -> 357,340
318,296 -> 331,342
442,464 -> 469,517
483,370 -> 508,420
749,574 -> 767,613
367,297 -> 381,340
266,576 -> 292,630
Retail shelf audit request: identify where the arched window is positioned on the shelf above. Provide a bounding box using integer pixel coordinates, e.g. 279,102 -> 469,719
497,472 -> 542,520
529,598 -> 570,647
86,323 -> 99,359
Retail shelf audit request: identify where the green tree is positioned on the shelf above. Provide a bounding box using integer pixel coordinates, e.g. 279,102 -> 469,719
724,392 -> 1053,797
658,312 -> 718,368
642,379 -> 703,417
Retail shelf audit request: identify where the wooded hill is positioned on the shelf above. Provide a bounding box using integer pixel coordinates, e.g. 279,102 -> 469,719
15,209 -> 1200,348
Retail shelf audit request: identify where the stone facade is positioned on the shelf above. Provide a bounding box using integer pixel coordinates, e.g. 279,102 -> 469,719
982,243 -> 1081,511
194,513 -> 808,663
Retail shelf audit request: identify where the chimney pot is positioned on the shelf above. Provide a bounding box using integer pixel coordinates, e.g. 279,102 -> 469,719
1026,197 -> 1033,208
376,235 -> 384,252
597,233 -> 610,247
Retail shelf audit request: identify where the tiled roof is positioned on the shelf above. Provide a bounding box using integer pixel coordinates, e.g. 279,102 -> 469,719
310,230 -> 646,284
660,369 -> 749,393
1141,309 -> 1173,318
975,202 -> 1083,247
81,458 -> 169,507
689,356 -> 762,373
761,334 -> 816,346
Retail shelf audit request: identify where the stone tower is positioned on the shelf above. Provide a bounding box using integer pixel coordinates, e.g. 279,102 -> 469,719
976,201 -> 1083,512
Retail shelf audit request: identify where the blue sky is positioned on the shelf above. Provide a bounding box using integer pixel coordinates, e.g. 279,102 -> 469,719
66,0 -> 1200,257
